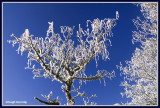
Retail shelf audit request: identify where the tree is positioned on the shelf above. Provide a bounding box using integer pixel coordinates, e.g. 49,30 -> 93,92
8,12 -> 119,105
117,3 -> 158,105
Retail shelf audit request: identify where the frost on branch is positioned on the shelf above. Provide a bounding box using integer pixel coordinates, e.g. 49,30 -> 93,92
132,3 -> 157,44
8,11 -> 119,105
34,91 -> 61,105
118,38 -> 157,105
118,3 -> 157,105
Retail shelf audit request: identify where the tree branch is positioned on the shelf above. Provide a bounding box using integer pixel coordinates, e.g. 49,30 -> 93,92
34,97 -> 59,105
73,71 -> 113,81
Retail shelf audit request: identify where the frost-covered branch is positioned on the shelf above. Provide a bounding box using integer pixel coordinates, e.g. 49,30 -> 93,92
71,84 -> 97,105
34,97 -> 59,105
118,3 -> 158,105
132,3 -> 157,44
34,91 -> 60,105
73,70 -> 115,81
72,91 -> 97,100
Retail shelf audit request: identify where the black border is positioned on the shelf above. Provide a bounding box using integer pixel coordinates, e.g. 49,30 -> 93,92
1,0 -> 159,107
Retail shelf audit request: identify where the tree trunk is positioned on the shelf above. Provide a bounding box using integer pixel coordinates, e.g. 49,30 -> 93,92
65,80 -> 75,105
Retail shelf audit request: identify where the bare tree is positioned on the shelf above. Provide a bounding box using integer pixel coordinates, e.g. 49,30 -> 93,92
8,12 -> 119,105
117,3 -> 158,105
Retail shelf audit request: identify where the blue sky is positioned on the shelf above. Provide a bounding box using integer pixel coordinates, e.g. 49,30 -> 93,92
3,3 -> 143,105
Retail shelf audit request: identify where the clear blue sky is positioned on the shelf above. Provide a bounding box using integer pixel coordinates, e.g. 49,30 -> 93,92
3,3 -> 143,105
